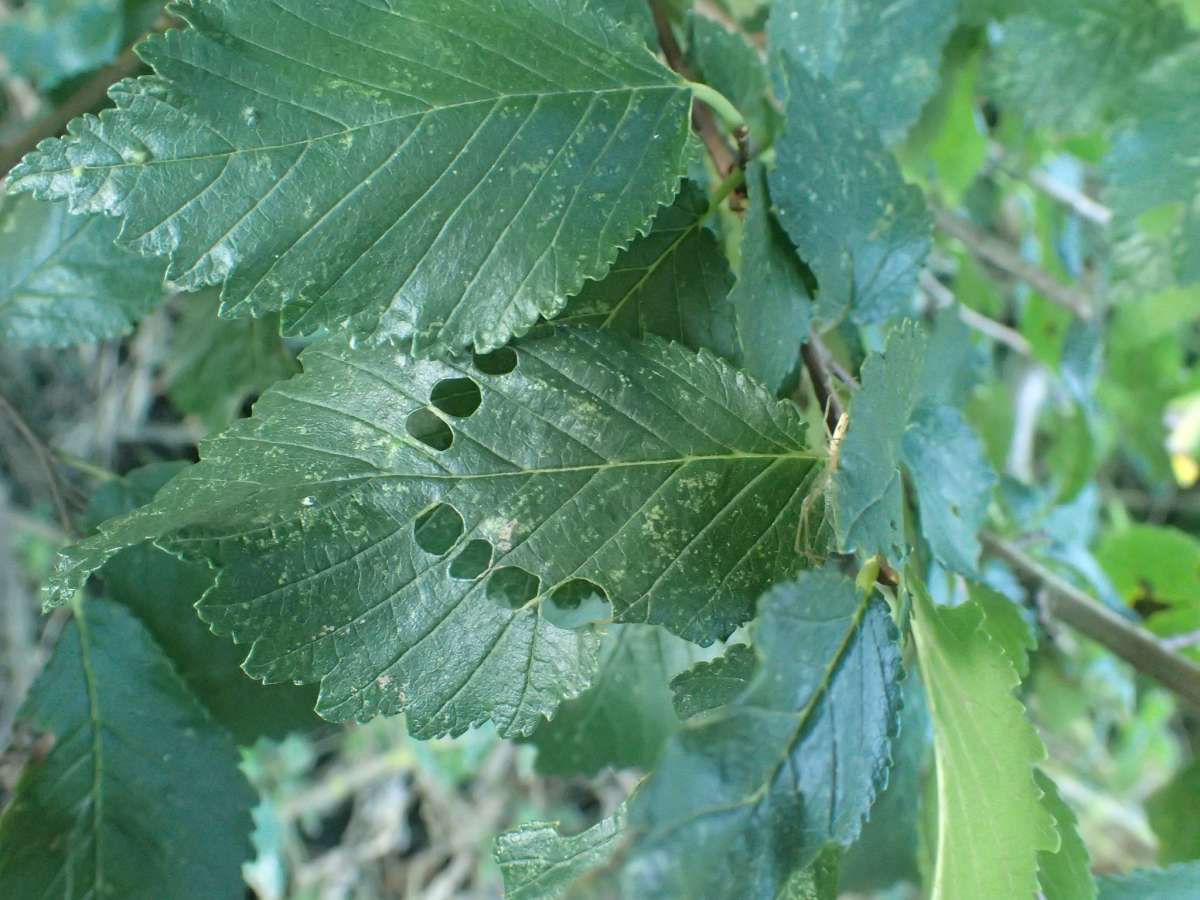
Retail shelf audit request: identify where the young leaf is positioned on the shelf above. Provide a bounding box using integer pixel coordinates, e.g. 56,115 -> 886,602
910,575 -> 1059,900
0,599 -> 254,900
989,0 -> 1188,134
46,329 -> 822,735
670,641 -> 757,719
496,806 -> 627,900
1036,770 -> 1098,900
833,320 -> 996,571
768,0 -> 958,144
557,180 -> 740,362
165,294 -> 298,431
730,162 -> 812,393
8,0 -> 694,355
768,59 -> 932,326
0,194 -> 165,346
529,625 -> 712,776
1097,863 -> 1200,900
620,570 -> 902,898
86,463 -> 322,744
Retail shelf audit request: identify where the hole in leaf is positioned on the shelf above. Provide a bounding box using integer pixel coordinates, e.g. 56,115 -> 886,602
431,377 -> 482,418
413,503 -> 464,556
543,579 -> 612,630
406,408 -> 453,451
486,566 -> 540,610
450,540 -> 493,580
473,347 -> 517,376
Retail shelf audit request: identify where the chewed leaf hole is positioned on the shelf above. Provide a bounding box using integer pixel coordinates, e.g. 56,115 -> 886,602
431,377 -> 482,418
473,346 -> 518,376
450,540 -> 493,580
486,566 -> 540,610
413,504 -> 464,555
406,408 -> 453,451
543,579 -> 612,630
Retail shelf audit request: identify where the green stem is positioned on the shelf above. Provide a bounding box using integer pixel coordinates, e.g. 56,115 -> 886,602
708,167 -> 747,212
55,451 -> 118,483
686,81 -> 747,134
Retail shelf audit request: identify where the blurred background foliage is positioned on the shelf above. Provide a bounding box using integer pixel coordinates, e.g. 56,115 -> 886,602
1,0 -> 1199,897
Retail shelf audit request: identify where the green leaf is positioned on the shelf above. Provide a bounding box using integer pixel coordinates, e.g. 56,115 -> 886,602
1104,50 -> 1200,287
988,0 -> 1188,134
0,599 -> 254,900
621,570 -> 902,898
529,625 -> 711,776
495,806 -> 627,900
833,320 -> 996,571
1098,524 -> 1200,612
687,13 -> 774,139
670,641 -> 757,720
910,575 -> 1059,900
1036,770 -> 1098,900
1098,863 -> 1200,900
0,0 -> 124,88
768,0 -> 958,145
45,329 -> 822,736
768,59 -> 932,326
557,181 -> 739,361
0,194 -> 165,346
731,162 -> 812,393
8,0 -> 694,355
974,586 -> 1036,680
87,463 -> 322,745
165,294 -> 298,431
1147,758 -> 1200,865
840,674 -> 931,894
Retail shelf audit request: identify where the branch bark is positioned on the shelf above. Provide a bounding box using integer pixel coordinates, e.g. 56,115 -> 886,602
933,207 -> 1096,321
983,532 -> 1200,713
801,338 -> 845,436
649,2 -> 739,177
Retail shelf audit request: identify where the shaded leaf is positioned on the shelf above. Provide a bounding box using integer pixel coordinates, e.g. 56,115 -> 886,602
0,599 -> 254,900
0,194 -> 165,346
670,642 -> 757,720
1104,50 -> 1200,288
989,0 -> 1187,134
833,320 -> 996,572
910,575 -> 1059,900
165,295 -> 298,431
731,162 -> 812,393
620,570 -> 902,898
768,0 -> 958,144
495,807 -> 627,900
87,463 -> 322,745
769,59 -> 931,325
1036,770 -> 1097,900
45,329 -> 822,736
557,181 -> 739,361
0,0 -> 124,89
529,625 -> 712,776
8,0 -> 694,355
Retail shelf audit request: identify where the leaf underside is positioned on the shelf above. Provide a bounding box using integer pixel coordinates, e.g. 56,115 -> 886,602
9,0 -> 694,355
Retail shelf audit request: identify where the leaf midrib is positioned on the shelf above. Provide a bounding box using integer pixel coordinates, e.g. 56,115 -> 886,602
24,84 -> 687,177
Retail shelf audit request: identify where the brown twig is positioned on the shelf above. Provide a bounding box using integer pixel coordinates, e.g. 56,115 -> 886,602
933,207 -> 1096,321
0,392 -> 72,534
650,2 -> 739,177
983,532 -> 1200,713
801,338 -> 845,436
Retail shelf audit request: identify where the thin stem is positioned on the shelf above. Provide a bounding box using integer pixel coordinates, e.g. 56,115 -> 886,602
802,338 -> 845,436
0,392 -> 72,534
933,207 -> 1095,321
982,532 -> 1200,713
686,81 -> 746,133
918,271 -> 1033,357
650,1 -> 740,177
